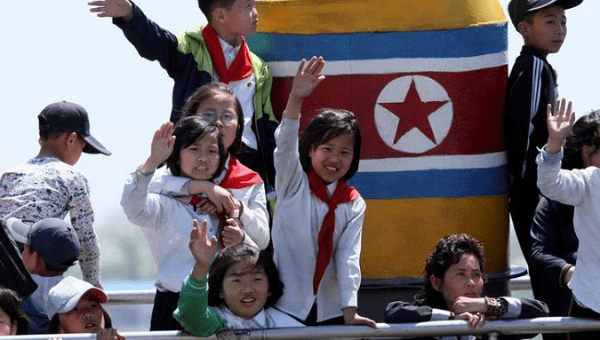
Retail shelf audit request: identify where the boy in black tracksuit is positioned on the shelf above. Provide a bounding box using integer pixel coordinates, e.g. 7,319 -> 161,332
505,0 -> 582,265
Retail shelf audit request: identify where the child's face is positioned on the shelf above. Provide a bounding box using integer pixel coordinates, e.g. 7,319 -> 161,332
194,93 -> 239,151
57,294 -> 105,334
0,307 -> 16,336
179,132 -> 221,181
309,133 -> 355,184
222,0 -> 258,38
520,5 -> 566,57
220,259 -> 270,320
431,253 -> 484,309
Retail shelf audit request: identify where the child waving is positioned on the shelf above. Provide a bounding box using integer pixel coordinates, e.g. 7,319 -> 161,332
174,220 -> 303,336
272,57 -> 376,327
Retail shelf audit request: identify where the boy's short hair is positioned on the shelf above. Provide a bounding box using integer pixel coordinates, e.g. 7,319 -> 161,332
198,0 -> 238,21
508,0 -> 583,29
8,218 -> 80,272
38,101 -> 112,156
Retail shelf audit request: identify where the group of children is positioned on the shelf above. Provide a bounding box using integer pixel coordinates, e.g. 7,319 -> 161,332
0,0 -> 597,338
118,53 -> 377,331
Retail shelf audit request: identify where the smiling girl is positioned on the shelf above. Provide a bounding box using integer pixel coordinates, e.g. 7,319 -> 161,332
174,220 -> 303,336
270,57 -> 375,327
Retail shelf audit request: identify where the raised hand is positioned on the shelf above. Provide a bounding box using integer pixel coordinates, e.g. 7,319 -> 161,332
88,0 -> 133,20
546,98 -> 575,153
290,56 -> 326,100
141,122 -> 175,173
284,57 -> 326,119
189,220 -> 218,280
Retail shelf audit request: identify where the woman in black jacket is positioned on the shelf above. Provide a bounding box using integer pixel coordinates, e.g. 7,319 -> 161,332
385,234 -> 548,340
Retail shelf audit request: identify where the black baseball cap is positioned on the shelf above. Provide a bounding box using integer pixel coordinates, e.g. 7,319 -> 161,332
38,101 -> 111,155
508,0 -> 583,28
8,218 -> 80,271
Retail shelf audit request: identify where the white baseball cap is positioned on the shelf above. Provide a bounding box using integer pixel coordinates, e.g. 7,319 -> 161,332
45,276 -> 108,320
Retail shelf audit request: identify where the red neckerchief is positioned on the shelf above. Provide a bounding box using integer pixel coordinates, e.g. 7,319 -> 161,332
190,156 -> 263,247
201,25 -> 253,84
308,168 -> 359,294
219,156 -> 263,189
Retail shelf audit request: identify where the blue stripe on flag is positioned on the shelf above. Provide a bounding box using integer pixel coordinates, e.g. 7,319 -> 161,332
349,165 -> 508,199
248,24 -> 507,62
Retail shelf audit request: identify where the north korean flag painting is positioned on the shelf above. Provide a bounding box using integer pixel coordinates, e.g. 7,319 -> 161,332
248,1 -> 510,279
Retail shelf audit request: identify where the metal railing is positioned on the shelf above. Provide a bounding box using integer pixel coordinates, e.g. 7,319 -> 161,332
3,317 -> 600,340
105,275 -> 535,305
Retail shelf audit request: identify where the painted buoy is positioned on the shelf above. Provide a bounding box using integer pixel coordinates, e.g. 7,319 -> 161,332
249,0 -> 508,281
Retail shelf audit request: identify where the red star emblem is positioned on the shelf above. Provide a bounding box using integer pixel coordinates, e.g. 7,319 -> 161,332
379,79 -> 449,145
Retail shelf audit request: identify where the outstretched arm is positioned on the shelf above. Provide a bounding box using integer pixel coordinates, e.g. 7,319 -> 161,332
283,57 -> 326,120
88,0 -> 133,20
175,219 -> 227,337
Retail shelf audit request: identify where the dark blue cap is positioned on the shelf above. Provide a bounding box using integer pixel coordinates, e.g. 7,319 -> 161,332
38,101 -> 111,156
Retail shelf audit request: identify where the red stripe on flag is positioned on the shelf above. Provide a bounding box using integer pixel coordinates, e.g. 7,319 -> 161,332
271,65 -> 507,158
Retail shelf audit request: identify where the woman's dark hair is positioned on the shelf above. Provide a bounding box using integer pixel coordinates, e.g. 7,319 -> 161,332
0,288 -> 29,335
166,116 -> 227,178
208,244 -> 283,309
563,110 -> 600,170
47,306 -> 111,334
299,108 -> 362,181
180,83 -> 244,154
415,234 -> 486,309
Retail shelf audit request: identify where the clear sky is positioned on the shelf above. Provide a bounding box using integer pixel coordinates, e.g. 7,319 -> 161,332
0,0 -> 596,279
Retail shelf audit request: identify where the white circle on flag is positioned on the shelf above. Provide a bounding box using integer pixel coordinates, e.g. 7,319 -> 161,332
374,75 -> 453,154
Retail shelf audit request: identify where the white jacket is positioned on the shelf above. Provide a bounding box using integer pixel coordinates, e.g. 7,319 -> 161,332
537,148 -> 600,313
272,118 -> 365,322
121,162 -> 269,292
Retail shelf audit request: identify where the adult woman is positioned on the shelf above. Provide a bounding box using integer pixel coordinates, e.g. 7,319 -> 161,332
385,234 -> 548,340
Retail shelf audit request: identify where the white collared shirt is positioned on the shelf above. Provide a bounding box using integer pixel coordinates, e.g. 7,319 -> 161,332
216,37 -> 258,150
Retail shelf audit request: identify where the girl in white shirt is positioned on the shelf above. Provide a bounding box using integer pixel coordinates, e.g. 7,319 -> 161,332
121,117 -> 247,330
272,57 -> 376,327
